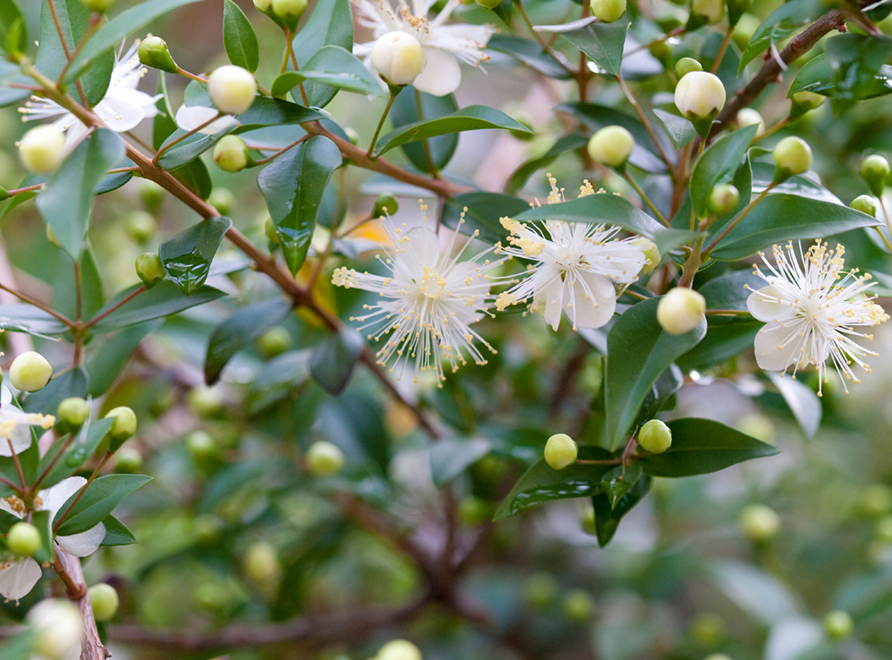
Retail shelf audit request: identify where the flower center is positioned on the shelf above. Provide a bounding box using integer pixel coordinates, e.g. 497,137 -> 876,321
420,266 -> 446,299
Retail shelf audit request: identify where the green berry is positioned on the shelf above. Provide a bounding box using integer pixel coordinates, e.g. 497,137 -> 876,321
208,187 -> 236,216
562,589 -> 595,622
861,154 -> 890,197
243,541 -> 280,585
674,57 -> 703,79
187,386 -> 224,417
7,522 -> 41,557
88,584 -> 120,622
80,0 -> 117,12
136,253 -> 166,288
114,447 -> 143,474
138,179 -> 166,213
638,419 -> 672,454
823,610 -> 853,641
708,183 -> 740,215
104,406 -> 137,449
57,397 -> 90,430
791,90 -> 825,111
657,288 -> 705,335
587,126 -> 635,169
186,430 -> 219,462
271,0 -> 307,28
590,0 -> 626,23
212,135 -> 249,173
306,441 -> 345,476
9,351 -> 53,392
773,137 -> 812,181
124,210 -> 157,243
581,506 -> 596,535
690,612 -> 726,646
373,193 -> 400,218
850,195 -> 877,217
740,504 -> 780,542
523,573 -> 558,609
257,326 -> 292,358
544,433 -> 578,470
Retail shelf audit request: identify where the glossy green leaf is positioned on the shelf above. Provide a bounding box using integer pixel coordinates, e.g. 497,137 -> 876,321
22,368 -> 88,415
699,269 -> 764,311
768,372 -> 821,440
515,193 -> 666,239
289,46 -> 382,107
0,0 -> 27,54
677,317 -> 762,372
605,298 -> 706,450
750,161 -> 839,203
601,463 -> 641,509
101,514 -> 137,546
507,133 -> 589,194
825,34 -> 892,107
653,109 -> 695,150
560,21 -> 628,76
637,418 -> 779,477
834,562 -> 892,619
391,87 -> 459,173
258,135 -> 341,275
442,192 -> 531,244
708,194 -> 880,260
90,281 -> 226,333
788,51 -> 892,101
223,0 -> 259,72
156,126 -> 235,171
738,0 -> 822,73
35,418 -> 116,491
372,105 -> 531,158
430,438 -> 491,487
487,34 -> 572,79
653,229 -> 703,256
159,216 -> 232,296
36,129 -> 124,260
235,97 -> 326,129
690,125 -> 758,219
0,304 -> 69,335
291,0 -> 353,67
95,170 -> 133,195
592,474 -> 651,547
174,158 -> 213,200
86,321 -> 162,396
204,299 -> 293,385
310,328 -> 364,396
494,460 -> 614,521
55,474 -> 152,536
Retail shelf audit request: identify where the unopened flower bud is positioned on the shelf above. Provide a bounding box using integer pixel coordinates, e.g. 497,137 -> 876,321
587,125 -> 634,169
861,154 -> 890,197
476,0 -> 502,8
590,0 -> 626,22
581,506 -> 596,535
674,72 -> 725,136
674,57 -> 702,79
104,406 -> 137,449
186,430 -> 219,464
691,0 -> 724,24
736,108 -> 764,136
209,187 -> 236,216
773,136 -> 812,181
631,237 -> 660,274
271,0 -> 307,28
257,326 -> 291,358
709,183 -> 740,215
136,253 -> 165,288
458,496 -> 491,526
124,210 -> 157,243
58,397 -> 90,429
7,522 -> 41,557
657,288 -> 705,335
740,503 -> 780,542
850,195 -> 877,217
80,0 -> 116,12
823,610 -> 853,641
88,584 -> 120,622
208,65 -> 257,115
18,126 -> 66,174
563,589 -> 595,622
373,193 -> 400,217
138,36 -> 179,74
306,441 -> 345,476
638,419 -> 672,453
244,541 -> 280,585
791,90 -> 825,112
371,31 -> 425,87
114,447 -> 143,474
544,433 -> 578,470
10,351 -> 53,392
188,386 -> 224,416
523,573 -> 558,609
138,179 -> 165,213
213,135 -> 249,173
377,639 -> 423,660
28,599 -> 83,660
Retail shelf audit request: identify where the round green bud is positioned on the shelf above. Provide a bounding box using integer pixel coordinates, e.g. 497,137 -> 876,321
213,135 -> 249,173
377,639 -> 423,660
861,154 -> 890,197
306,441 -> 345,476
208,65 -> 258,115
264,217 -> 280,246
562,589 -> 595,622
675,71 -> 726,121
740,503 -> 780,542
57,397 -> 90,429
544,433 -> 578,470
244,541 -> 280,585
105,406 -> 137,447
209,187 -> 236,216
631,237 -> 661,274
736,108 -> 764,136
257,326 -> 292,358
9,351 -> 53,392
773,136 -> 812,180
791,90 -> 825,111
138,36 -> 178,74
823,610 -> 853,641
457,496 -> 491,526
124,210 -> 157,243
581,506 -> 596,535
523,572 -> 558,609
674,57 -> 703,79
657,288 -> 705,335
875,515 -> 892,542
138,179 -> 166,213
186,430 -> 219,462
136,253 -> 166,288
88,584 -> 120,622
709,183 -> 740,215
371,32 -> 425,87
189,387 -> 223,416
691,0 -> 724,24
114,447 -> 143,474
690,612 -> 726,646
27,599 -> 83,660
851,194 -> 877,217
587,125 -> 635,169
18,126 -> 66,174
271,0 -> 307,28
859,484 -> 892,516
476,0 -> 502,8
638,419 -> 672,453
6,522 -> 41,557
590,0 -> 627,23
80,0 -> 117,11
373,193 -> 400,218
46,224 -> 60,247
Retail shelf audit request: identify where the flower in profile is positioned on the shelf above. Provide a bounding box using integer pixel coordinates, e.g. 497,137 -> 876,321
746,240 -> 889,396
331,204 -> 506,383
496,176 -> 649,331
19,41 -> 160,147
353,0 -> 494,96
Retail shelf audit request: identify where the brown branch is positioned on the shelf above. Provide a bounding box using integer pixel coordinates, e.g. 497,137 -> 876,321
54,549 -> 110,660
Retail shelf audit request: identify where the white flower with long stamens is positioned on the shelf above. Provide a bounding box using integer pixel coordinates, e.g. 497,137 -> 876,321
353,0 -> 494,96
496,177 -> 649,332
19,41 -> 160,147
746,240 -> 889,396
332,205 -> 508,383
0,386 -> 55,457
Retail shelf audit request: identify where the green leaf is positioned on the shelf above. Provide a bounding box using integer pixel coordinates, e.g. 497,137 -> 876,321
676,317 -> 762,372
834,562 -> 892,619
204,299 -> 293,385
372,105 -> 531,158
600,463 -> 641,509
767,372 -> 821,440
560,21 -> 628,76
293,45 -> 383,107
750,161 -> 839,204
637,418 -> 779,477
515,193 -> 666,239
430,437 -> 491,487
86,320 -> 161,396
652,109 -> 696,151
35,418 -> 116,491
0,633 -> 38,660
690,124 -> 758,219
52,246 -> 104,322
710,560 -> 801,625
159,216 -> 232,296
174,159 -> 213,200
592,474 -> 651,547
487,34 -> 572,79
824,34 -> 892,107
156,127 -> 234,171
247,349 -> 312,414
442,192 -> 531,244
699,269 -> 764,311
0,508 -> 19,533
234,96 -> 325,129
738,0 -> 823,73
0,0 -> 27,54
390,87 -> 460,173
22,368 -> 88,415
708,194 -> 880,260
100,515 -> 137,546
258,135 -> 342,275
36,129 -> 124,260
90,281 -> 226,333
64,0 -> 204,83
291,0 -> 353,66
310,328 -> 364,396
507,133 -> 589,194
55,474 -> 152,536
605,298 -> 706,450
0,304 -> 69,336
223,0 -> 259,72
788,50 -> 892,102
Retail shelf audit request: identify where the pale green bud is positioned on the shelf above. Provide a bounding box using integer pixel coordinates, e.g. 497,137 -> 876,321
740,503 -> 780,542
823,610 -> 853,641
306,441 -> 345,476
876,515 -> 892,542
373,193 -> 400,217
243,541 -> 281,585
675,71 -> 726,121
371,31 -> 425,86
674,57 -> 703,79
188,386 -> 223,416
138,179 -> 166,213
9,351 -> 53,392
791,90 -> 825,111
88,584 -> 120,622
587,125 -> 635,168
736,108 -> 764,136
271,0 -> 307,28
105,406 -> 137,450
732,13 -> 759,48
80,0 -> 116,12
7,522 -> 41,557
708,183 -> 740,215
691,0 -> 724,24
581,506 -> 596,535
861,154 -> 890,197
209,187 -> 236,216
186,430 -> 219,462
18,126 -> 66,174
213,135 -> 249,173
850,195 -> 877,217
773,136 -> 812,180
208,65 -> 257,115
114,447 -> 143,474
657,288 -> 705,335
562,589 -> 595,622
136,253 -> 165,288
377,639 -> 423,660
631,237 -> 660,274
57,397 -> 90,429
590,0 -> 626,23
257,326 -> 291,358
28,600 -> 83,660
523,573 -> 558,609
265,217 -> 280,246
138,36 -> 179,74
544,433 -> 578,470
124,210 -> 157,243
638,419 -> 672,453
457,496 -> 492,526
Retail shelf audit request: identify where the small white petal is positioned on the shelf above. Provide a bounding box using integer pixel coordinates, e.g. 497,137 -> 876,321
0,422 -> 33,457
753,322 -> 799,371
747,285 -> 796,322
56,522 -> 106,557
175,105 -> 239,134
543,278 -> 564,331
413,48 -> 461,97
567,271 -> 616,329
40,476 -> 88,520
0,558 -> 41,600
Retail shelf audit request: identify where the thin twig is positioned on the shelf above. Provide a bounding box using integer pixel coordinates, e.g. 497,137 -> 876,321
152,113 -> 222,165
83,286 -> 145,329
0,282 -> 74,326
251,134 -> 311,166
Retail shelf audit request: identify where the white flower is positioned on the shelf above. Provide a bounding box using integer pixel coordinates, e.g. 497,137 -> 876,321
353,0 -> 494,96
0,386 -> 55,457
331,206 -> 505,382
27,598 -> 83,660
746,240 -> 890,396
174,105 -> 239,135
495,177 -> 648,331
0,477 -> 106,601
19,42 -> 160,147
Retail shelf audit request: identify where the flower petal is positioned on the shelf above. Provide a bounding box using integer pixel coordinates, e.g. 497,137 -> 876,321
753,321 -> 798,371
94,96 -> 146,133
567,271 -> 616,329
747,285 -> 796,322
413,48 -> 461,97
0,558 -> 41,600
0,422 -> 33,457
543,277 -> 564,331
56,522 -> 106,557
175,105 -> 239,134
40,476 -> 88,520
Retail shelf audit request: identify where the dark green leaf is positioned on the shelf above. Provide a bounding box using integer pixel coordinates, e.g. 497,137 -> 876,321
90,281 -> 226,333
86,321 -> 161,396
223,0 -> 259,72
0,304 -> 69,336
35,418 -> 115,491
291,0 -> 353,67
653,228 -> 703,256
156,126 -> 234,171
506,133 -> 589,194
487,34 -> 572,79
788,51 -> 892,101
152,72 -> 177,150
592,474 -> 651,547
515,193 -> 666,239
100,515 -> 137,546
295,46 -> 383,107
768,372 -> 821,440
560,21 -> 628,76
653,109 -> 696,150
600,463 -> 641,509
390,87 -> 459,173
159,216 -> 232,296
310,328 -> 364,396
234,97 -> 325,130
0,508 -> 19,533
430,437 -> 491,487
676,317 -> 762,372
247,349 -> 313,414
710,560 -> 801,625
258,135 -> 342,275
605,298 -> 706,450
825,34 -> 892,107
442,192 -> 531,244
690,125 -> 758,219
699,269 -> 763,311
738,0 -> 823,73
174,159 -> 213,200
750,161 -> 840,203
36,129 -> 125,260
95,170 -> 133,195
55,474 -> 152,536
22,368 -> 88,415
637,418 -> 779,477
